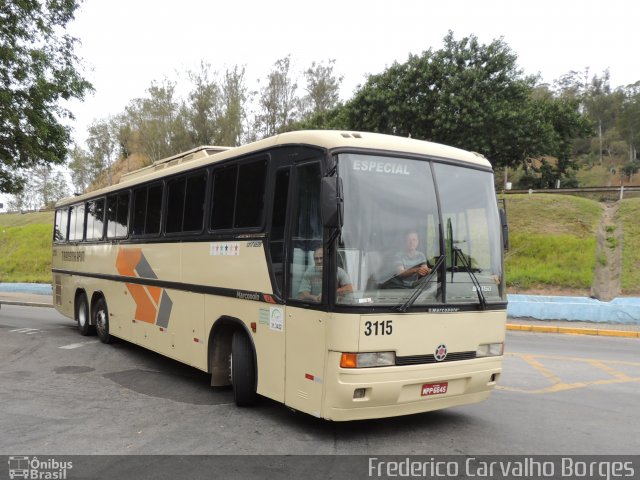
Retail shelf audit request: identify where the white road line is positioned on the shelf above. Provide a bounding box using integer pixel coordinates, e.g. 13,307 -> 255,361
59,341 -> 100,350
10,328 -> 39,333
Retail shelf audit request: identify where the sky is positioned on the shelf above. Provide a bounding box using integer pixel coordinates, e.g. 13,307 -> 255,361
2,0 -> 639,209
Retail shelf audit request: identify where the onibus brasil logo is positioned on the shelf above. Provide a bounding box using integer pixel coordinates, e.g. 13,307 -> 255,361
8,456 -> 73,479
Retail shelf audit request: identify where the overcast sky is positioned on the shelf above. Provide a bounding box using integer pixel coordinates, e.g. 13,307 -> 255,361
1,0 -> 639,208
64,0 -> 639,144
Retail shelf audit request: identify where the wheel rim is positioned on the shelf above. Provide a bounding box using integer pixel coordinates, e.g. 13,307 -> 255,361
96,309 -> 107,336
78,304 -> 87,327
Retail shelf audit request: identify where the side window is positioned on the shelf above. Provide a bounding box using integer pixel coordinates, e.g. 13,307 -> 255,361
86,199 -> 105,241
54,208 -> 69,242
146,183 -> 163,234
235,160 -> 267,228
133,183 -> 163,235
68,203 -> 85,241
166,177 -> 186,234
288,162 -> 323,302
107,192 -> 129,239
210,165 -> 237,230
183,172 -> 207,232
270,168 -> 290,294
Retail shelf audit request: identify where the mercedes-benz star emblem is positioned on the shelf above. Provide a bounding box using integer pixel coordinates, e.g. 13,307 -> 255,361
434,344 -> 447,362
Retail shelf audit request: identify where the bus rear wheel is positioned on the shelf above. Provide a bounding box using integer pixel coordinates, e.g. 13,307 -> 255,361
231,330 -> 257,406
94,297 -> 112,344
75,294 -> 93,336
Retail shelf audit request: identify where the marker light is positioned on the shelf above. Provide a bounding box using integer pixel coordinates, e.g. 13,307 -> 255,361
476,342 -> 504,357
340,352 -> 396,368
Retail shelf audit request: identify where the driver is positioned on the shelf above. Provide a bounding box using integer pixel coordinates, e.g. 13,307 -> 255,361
392,230 -> 432,288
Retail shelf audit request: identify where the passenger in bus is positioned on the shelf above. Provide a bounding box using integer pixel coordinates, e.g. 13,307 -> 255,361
391,230 -> 432,288
298,247 -> 353,302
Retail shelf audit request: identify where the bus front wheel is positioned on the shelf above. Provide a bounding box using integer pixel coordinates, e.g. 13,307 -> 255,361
94,297 -> 112,344
231,330 -> 257,406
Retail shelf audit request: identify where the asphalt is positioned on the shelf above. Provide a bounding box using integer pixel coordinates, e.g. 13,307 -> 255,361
1,290 -> 638,338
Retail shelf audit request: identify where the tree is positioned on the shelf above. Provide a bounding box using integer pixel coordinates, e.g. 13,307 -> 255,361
68,145 -> 96,194
185,61 -> 221,146
618,82 -> 640,163
7,165 -> 68,211
300,60 -> 343,120
306,32 -> 590,175
0,0 -> 93,194
218,65 -> 249,146
255,56 -> 298,137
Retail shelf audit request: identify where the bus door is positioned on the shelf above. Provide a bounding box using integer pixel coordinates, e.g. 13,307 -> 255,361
283,160 -> 328,416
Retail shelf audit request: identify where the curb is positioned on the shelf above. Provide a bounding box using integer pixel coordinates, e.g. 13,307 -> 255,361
0,301 -> 54,309
507,323 -> 639,338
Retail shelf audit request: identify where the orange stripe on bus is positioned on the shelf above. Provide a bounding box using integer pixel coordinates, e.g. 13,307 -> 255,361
116,248 -> 142,277
126,283 -> 158,324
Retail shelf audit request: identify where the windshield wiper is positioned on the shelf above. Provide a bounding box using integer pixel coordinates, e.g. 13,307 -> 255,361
452,247 -> 487,310
396,255 -> 445,312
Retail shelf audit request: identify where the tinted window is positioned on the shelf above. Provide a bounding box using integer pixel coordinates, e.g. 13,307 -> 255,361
270,168 -> 290,293
288,162 -> 323,301
235,160 -> 267,228
54,208 -> 69,242
183,172 -> 207,232
132,187 -> 147,235
133,183 -> 163,235
146,183 -> 163,234
166,177 -> 186,233
210,165 -> 237,230
86,199 -> 105,241
107,192 -> 129,239
68,204 -> 85,241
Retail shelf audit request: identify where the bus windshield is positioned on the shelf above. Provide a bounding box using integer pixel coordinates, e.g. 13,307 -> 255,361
336,153 -> 505,308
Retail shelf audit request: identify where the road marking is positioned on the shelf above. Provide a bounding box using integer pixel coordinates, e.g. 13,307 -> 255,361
497,352 -> 640,394
10,328 -> 40,334
59,341 -> 100,349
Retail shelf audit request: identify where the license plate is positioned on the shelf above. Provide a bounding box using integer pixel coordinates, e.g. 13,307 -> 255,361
421,382 -> 448,396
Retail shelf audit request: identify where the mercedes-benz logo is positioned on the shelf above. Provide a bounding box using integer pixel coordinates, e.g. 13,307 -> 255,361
434,344 -> 447,362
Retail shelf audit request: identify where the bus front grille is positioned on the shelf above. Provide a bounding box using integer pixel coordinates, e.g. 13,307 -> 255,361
395,351 -> 476,365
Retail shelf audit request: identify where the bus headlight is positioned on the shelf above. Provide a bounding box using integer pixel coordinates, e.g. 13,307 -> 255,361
476,342 -> 504,357
340,352 -> 396,368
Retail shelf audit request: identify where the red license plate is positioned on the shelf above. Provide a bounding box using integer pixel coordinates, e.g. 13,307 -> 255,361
421,382 -> 448,396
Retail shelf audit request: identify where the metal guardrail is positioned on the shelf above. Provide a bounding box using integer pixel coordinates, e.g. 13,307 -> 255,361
502,185 -> 640,199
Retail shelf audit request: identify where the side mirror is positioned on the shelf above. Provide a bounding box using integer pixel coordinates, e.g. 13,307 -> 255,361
321,176 -> 343,228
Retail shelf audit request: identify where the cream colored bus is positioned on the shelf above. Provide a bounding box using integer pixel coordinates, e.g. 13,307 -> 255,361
52,130 -> 507,421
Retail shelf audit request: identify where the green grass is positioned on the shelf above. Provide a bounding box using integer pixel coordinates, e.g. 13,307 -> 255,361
503,194 -> 602,290
0,223 -> 53,283
0,211 -> 54,227
617,198 -> 640,294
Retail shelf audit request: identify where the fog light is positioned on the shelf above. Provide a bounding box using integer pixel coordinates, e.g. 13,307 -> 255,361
476,342 -> 504,357
353,388 -> 366,399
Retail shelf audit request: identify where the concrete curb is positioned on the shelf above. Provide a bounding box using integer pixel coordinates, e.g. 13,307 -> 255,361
507,323 -> 639,338
0,301 -> 53,308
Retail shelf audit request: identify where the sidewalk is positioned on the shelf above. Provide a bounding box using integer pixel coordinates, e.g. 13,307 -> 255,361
1,289 -> 638,338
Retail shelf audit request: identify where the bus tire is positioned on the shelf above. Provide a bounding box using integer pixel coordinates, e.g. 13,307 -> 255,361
76,294 -> 93,336
231,330 -> 257,406
94,297 -> 112,344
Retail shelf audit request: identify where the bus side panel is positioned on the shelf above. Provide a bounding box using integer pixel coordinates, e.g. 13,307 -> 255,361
284,306 -> 328,417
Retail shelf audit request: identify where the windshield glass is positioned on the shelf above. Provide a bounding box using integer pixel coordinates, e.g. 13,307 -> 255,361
336,153 -> 505,308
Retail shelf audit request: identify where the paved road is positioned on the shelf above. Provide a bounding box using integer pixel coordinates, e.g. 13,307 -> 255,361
1,304 -> 638,456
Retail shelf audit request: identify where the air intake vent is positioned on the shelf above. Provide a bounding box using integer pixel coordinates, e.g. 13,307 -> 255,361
395,351 -> 476,366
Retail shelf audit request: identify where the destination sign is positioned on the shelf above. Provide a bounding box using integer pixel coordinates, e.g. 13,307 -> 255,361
352,159 -> 411,175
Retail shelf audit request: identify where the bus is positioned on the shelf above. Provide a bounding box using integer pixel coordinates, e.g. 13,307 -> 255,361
52,130 -> 507,421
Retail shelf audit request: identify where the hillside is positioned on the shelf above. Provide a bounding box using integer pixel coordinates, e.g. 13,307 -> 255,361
0,212 -> 54,283
1,198 -> 638,297
504,194 -> 602,294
